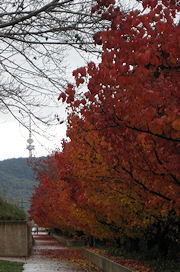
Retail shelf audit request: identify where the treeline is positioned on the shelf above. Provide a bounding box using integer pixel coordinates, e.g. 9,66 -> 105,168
29,0 -> 180,261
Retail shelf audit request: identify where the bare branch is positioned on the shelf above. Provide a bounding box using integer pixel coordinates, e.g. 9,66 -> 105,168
0,0 -> 106,130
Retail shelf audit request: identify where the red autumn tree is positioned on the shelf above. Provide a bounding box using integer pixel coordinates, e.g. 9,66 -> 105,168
30,0 -> 180,256
29,119 -> 145,242
29,143 -> 121,240
60,0 -> 180,216
65,115 -> 154,240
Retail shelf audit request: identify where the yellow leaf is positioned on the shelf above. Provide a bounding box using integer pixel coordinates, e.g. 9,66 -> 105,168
172,119 -> 180,131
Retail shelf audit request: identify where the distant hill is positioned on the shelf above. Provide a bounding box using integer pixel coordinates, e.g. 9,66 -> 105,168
0,158 -> 39,212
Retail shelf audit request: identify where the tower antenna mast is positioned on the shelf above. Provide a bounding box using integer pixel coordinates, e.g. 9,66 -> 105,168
26,114 -> 35,157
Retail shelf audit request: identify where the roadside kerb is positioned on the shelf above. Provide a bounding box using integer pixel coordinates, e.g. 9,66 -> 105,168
52,233 -> 135,272
52,233 -> 85,247
82,249 -> 135,272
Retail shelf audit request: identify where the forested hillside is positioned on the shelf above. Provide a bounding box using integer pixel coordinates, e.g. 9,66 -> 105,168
0,158 -> 38,211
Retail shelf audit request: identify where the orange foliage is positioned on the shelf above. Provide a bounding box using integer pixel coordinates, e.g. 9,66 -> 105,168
30,0 -> 180,243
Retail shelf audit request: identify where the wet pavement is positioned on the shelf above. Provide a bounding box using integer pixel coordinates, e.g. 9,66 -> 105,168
22,232 -> 95,272
0,232 -> 100,271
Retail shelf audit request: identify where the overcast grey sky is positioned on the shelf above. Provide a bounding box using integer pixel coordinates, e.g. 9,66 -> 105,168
0,0 -> 141,161
0,48 -> 86,161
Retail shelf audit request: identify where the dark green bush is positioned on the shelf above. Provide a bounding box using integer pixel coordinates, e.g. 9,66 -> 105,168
0,197 -> 26,220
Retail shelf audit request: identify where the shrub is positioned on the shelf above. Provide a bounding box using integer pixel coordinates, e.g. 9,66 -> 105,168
0,197 -> 26,221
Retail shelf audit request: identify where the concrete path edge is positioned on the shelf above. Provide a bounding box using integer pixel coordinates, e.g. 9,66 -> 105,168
82,249 -> 135,272
52,233 -> 135,272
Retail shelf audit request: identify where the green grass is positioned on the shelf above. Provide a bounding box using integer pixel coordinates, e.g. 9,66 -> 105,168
68,245 -> 84,249
0,260 -> 24,272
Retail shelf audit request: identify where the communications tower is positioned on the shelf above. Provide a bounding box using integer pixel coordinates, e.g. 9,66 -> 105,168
26,115 -> 35,157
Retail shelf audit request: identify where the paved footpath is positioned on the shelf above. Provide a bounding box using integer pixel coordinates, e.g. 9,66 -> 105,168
0,232 -> 99,272
23,232 -> 90,272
